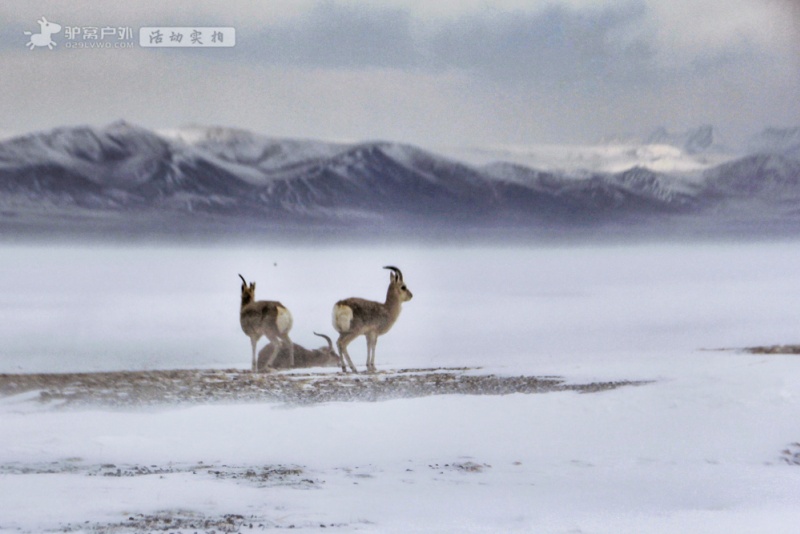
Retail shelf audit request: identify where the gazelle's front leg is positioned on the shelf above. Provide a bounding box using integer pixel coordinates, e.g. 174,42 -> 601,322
366,332 -> 378,372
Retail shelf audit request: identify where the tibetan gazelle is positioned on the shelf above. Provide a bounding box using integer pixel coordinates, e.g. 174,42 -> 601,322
239,274 -> 293,372
332,266 -> 413,373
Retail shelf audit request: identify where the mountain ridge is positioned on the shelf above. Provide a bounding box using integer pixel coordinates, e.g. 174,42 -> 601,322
1,122 -> 798,239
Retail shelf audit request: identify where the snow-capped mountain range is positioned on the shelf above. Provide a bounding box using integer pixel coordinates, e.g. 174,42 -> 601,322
0,121 -> 798,238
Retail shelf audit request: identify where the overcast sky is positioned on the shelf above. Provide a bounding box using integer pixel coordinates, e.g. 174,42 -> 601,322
2,1 -> 798,148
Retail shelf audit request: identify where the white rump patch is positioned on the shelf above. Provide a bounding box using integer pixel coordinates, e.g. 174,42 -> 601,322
333,304 -> 353,333
276,306 -> 293,334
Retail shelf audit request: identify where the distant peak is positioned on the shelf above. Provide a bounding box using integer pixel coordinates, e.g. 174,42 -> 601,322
107,119 -> 133,129
645,125 -> 716,154
746,126 -> 800,154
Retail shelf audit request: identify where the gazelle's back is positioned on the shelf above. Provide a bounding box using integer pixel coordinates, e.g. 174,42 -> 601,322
241,300 -> 290,335
333,297 -> 391,334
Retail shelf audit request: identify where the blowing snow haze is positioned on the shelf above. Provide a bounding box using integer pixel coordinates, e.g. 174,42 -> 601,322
0,121 -> 799,241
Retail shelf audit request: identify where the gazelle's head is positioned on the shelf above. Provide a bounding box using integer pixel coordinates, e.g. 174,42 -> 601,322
314,332 -> 343,366
384,266 -> 413,302
239,274 -> 256,306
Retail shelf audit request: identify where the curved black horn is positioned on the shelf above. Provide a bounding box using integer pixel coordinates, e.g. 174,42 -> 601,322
383,265 -> 403,281
313,332 -> 334,351
238,274 -> 247,285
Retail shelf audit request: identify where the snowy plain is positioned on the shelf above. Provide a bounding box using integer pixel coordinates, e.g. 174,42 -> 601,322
1,240 -> 800,532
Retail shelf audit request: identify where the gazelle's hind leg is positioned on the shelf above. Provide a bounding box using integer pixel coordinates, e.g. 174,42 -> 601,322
336,333 -> 360,374
261,334 -> 282,372
250,337 -> 259,373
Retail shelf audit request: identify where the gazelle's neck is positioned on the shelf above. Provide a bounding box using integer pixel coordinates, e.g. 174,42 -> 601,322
384,286 -> 403,314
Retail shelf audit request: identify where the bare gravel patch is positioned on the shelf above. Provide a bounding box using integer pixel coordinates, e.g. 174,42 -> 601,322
781,443 -> 800,466
57,510 -> 343,532
0,367 -> 649,408
744,344 -> 800,355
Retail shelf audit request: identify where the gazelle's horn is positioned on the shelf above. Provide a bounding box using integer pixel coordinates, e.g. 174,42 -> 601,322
383,265 -> 403,281
238,274 -> 247,285
314,332 -> 334,351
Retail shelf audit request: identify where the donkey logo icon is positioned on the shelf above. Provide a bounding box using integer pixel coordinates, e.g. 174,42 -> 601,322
24,17 -> 62,50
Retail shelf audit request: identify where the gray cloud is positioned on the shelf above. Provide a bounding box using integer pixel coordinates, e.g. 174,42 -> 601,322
237,2 -> 656,84
0,1 -> 798,147
235,1 -> 780,95
240,3 -> 418,69
427,3 -> 654,85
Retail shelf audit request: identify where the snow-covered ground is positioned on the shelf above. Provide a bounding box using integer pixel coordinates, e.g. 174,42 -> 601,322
1,241 -> 800,532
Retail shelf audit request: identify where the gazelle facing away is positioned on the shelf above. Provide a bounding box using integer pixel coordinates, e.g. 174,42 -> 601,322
333,266 -> 413,373
239,274 -> 293,372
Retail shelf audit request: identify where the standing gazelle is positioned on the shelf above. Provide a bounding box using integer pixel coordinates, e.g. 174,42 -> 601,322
332,266 -> 413,373
239,274 -> 294,372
